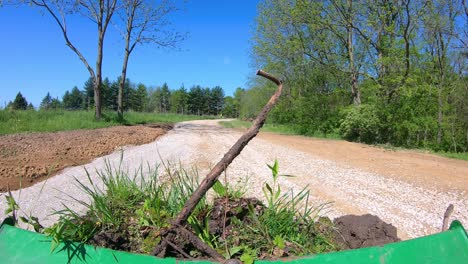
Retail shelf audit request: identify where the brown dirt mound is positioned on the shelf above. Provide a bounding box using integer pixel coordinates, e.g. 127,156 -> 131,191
333,214 -> 400,249
0,124 -> 172,192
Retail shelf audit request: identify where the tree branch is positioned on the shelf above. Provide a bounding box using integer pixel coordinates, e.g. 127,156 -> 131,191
152,70 -> 283,258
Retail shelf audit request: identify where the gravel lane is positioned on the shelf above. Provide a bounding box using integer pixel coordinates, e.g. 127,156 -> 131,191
1,120 -> 466,239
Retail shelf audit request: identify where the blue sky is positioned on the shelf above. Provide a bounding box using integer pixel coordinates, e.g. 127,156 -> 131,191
0,1 -> 259,107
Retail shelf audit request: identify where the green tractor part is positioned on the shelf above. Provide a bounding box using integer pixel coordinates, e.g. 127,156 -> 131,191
0,219 -> 467,263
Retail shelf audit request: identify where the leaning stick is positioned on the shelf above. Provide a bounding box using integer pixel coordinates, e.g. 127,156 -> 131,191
441,204 -> 454,232
152,70 -> 283,258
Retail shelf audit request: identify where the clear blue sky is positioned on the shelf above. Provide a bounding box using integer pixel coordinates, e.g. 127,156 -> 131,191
0,1 -> 259,107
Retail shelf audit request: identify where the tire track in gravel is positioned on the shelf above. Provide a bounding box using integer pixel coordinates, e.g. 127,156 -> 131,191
1,119 -> 466,240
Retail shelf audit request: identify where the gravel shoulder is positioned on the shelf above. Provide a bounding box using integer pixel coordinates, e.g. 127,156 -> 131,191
0,119 -> 466,240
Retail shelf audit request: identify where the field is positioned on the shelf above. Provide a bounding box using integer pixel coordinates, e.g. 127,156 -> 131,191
0,110 -> 214,135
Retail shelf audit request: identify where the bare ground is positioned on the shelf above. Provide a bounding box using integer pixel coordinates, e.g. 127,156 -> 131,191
0,124 -> 171,192
0,120 -> 466,240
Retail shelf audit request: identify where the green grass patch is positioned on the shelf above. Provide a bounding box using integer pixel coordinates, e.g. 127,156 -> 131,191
219,119 -> 341,139
0,110 -> 214,135
375,143 -> 468,161
436,152 -> 468,161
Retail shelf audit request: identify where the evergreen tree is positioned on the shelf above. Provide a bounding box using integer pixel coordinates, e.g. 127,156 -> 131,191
83,77 -> 95,110
133,83 -> 148,112
40,92 -> 53,110
210,86 -> 224,115
188,85 -> 204,115
63,86 -> 84,110
160,83 -> 171,112
12,92 -> 28,110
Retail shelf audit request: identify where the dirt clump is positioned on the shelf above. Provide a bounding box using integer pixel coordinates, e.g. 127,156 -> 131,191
0,124 -> 172,192
333,214 -> 400,249
90,230 -> 132,251
208,197 -> 264,237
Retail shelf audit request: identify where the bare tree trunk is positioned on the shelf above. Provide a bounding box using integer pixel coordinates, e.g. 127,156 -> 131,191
437,86 -> 443,145
402,0 -> 411,82
347,0 -> 360,105
95,28 -> 104,120
118,28 -> 132,119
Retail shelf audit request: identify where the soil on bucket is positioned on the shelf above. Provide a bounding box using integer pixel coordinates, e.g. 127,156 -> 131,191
333,214 -> 400,249
84,197 -> 400,261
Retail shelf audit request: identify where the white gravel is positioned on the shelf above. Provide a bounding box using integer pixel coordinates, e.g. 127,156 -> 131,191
1,119 -> 466,239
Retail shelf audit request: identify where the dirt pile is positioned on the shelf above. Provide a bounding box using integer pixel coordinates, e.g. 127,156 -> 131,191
333,214 -> 400,249
0,124 -> 172,191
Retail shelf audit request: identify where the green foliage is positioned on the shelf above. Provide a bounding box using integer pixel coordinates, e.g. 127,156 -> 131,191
218,161 -> 337,260
62,87 -> 84,110
248,0 -> 467,153
11,92 -> 28,110
339,104 -> 382,144
40,92 -> 53,110
3,190 -> 44,233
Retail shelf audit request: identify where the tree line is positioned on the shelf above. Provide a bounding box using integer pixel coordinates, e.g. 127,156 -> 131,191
6,78 -> 242,117
244,0 -> 467,152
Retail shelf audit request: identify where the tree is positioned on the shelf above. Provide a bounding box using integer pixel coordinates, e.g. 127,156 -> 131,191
160,83 -> 171,112
249,0 -> 467,152
40,92 -> 52,110
222,96 -> 236,117
188,85 -> 204,115
133,83 -> 148,112
50,97 -> 62,110
116,0 -> 183,119
170,86 -> 188,114
28,0 -> 118,120
12,92 -> 28,110
209,86 -> 224,115
83,77 -> 95,110
147,83 -> 170,113
63,86 -> 84,110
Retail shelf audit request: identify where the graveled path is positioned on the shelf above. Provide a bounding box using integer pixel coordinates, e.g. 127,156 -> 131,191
1,120 -> 466,240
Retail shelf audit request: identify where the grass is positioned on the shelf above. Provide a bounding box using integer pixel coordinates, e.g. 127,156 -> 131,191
434,152 -> 468,161
220,119 -> 340,139
0,109 -> 215,135
7,158 -> 338,262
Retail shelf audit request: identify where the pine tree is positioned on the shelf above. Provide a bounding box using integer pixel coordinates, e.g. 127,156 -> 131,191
12,92 -> 28,110
40,92 -> 53,110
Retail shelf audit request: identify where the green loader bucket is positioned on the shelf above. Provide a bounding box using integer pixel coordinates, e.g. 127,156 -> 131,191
1,220 -> 467,263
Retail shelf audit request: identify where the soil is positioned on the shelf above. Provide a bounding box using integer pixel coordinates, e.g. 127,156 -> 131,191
333,214 -> 400,249
0,124 -> 172,192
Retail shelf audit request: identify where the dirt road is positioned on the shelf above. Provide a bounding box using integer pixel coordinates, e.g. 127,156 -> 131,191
0,120 -> 466,239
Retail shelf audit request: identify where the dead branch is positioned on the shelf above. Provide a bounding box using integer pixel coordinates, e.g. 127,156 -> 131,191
152,70 -> 283,258
441,204 -> 454,232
